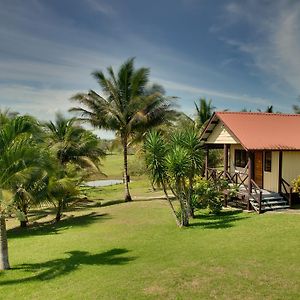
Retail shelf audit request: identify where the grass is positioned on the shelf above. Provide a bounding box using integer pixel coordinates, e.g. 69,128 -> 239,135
1,154 -> 300,299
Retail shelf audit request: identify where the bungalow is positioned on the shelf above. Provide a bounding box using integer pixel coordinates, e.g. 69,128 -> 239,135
200,112 -> 300,213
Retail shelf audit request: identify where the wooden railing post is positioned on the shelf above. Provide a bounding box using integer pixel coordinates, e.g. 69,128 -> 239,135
247,152 -> 253,210
258,191 -> 262,214
224,144 -> 228,174
278,151 -> 283,193
205,147 -> 209,180
289,187 -> 292,207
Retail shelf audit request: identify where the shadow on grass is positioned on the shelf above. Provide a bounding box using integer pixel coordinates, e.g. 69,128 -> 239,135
100,199 -> 125,207
8,212 -> 110,239
0,248 -> 136,285
191,209 -> 247,229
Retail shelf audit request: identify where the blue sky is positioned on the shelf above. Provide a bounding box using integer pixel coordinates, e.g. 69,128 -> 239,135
1,0 -> 300,138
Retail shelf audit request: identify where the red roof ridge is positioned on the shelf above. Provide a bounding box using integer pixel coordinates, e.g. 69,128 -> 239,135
215,111 -> 300,117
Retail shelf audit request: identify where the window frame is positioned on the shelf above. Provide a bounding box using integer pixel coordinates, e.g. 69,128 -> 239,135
234,149 -> 248,168
264,151 -> 272,172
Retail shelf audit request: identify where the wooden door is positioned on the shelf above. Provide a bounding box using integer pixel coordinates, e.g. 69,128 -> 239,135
254,151 -> 263,188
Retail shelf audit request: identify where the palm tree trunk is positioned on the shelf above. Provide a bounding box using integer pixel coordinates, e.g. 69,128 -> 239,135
183,178 -> 193,219
177,179 -> 189,227
188,175 -> 195,218
0,213 -> 10,270
55,200 -> 63,222
122,136 -> 132,202
20,204 -> 28,228
162,182 -> 180,226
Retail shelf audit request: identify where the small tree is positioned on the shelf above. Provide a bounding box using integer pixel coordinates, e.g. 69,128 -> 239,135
166,146 -> 190,226
144,131 -> 180,226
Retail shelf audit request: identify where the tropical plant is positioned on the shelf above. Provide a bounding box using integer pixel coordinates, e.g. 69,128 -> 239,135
44,113 -> 104,221
45,113 -> 104,172
170,129 -> 204,217
194,97 -> 214,130
193,178 -> 227,214
166,146 -> 190,226
47,163 -> 81,222
0,116 -> 44,270
144,131 -> 180,225
70,58 -> 176,202
292,176 -> 300,194
292,96 -> 300,114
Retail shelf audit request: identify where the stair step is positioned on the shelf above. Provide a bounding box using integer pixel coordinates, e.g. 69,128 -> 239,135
261,200 -> 286,205
261,205 -> 290,211
261,196 -> 283,201
250,201 -> 290,211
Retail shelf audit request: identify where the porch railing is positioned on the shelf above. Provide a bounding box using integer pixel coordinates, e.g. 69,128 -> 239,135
207,167 -> 263,213
207,168 -> 248,189
280,178 -> 292,207
250,179 -> 263,213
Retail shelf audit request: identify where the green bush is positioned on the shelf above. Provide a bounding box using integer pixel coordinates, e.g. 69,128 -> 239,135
192,177 -> 229,214
292,176 -> 300,193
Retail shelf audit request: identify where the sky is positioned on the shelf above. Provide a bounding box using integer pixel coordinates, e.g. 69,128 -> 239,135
1,0 -> 300,138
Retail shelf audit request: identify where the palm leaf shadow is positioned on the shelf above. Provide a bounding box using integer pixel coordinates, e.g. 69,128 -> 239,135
1,248 -> 136,285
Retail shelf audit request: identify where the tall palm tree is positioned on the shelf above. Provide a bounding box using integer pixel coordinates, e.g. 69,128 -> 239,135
0,116 -> 43,270
70,58 -> 176,202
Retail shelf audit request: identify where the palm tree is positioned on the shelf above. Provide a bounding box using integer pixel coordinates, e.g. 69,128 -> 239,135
45,113 -> 104,221
45,113 -> 104,170
194,98 -> 214,130
291,96 -> 300,113
0,116 -> 43,270
70,58 -> 176,202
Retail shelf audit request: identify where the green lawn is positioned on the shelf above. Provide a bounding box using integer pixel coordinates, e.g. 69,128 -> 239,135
1,155 -> 300,299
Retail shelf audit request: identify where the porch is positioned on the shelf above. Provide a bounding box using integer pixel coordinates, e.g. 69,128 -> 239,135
205,145 -> 293,213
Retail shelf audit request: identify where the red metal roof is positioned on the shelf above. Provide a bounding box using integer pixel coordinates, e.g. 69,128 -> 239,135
209,112 -> 300,150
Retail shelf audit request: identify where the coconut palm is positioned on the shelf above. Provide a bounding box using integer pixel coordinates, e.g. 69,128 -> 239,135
45,113 -> 104,171
47,164 -> 81,222
0,116 -> 44,270
45,113 -> 104,221
194,98 -> 214,130
70,58 -> 176,201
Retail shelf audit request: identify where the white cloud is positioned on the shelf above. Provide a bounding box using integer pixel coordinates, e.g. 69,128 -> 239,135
154,78 -> 272,107
219,1 -> 300,96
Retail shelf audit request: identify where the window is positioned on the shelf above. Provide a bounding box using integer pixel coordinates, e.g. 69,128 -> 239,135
264,151 -> 272,172
234,150 -> 248,168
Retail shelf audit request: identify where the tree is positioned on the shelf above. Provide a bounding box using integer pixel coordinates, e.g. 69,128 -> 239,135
166,146 -> 190,227
194,98 -> 214,130
171,129 -> 204,217
70,58 -> 176,202
293,98 -> 300,114
144,131 -> 180,226
0,116 -> 44,270
45,113 -> 104,221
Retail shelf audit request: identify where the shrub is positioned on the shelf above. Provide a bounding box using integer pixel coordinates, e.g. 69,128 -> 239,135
292,176 -> 300,193
193,177 -> 229,214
